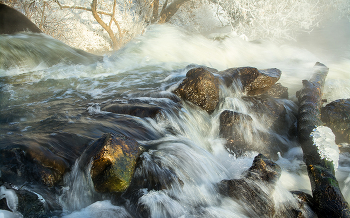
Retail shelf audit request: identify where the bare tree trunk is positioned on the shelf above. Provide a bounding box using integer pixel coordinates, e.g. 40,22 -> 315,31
91,0 -> 119,50
158,0 -> 190,24
151,0 -> 159,23
39,1 -> 46,30
297,62 -> 350,218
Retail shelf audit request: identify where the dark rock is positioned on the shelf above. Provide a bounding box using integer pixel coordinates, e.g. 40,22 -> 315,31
288,191 -> 317,218
103,103 -> 162,118
245,153 -> 281,184
219,98 -> 293,157
16,189 -> 47,218
266,83 -> 288,99
220,67 -> 281,96
218,154 -> 281,217
80,133 -> 143,193
173,67 -> 220,114
118,151 -> 184,218
219,110 -> 254,156
0,184 -> 51,218
321,98 -> 350,144
0,144 -> 68,187
0,3 -> 42,34
242,96 -> 289,134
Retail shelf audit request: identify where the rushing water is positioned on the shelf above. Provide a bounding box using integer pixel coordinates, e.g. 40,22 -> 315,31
1,18 -> 350,217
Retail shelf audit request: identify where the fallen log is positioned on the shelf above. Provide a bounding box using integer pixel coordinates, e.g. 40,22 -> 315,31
297,62 -> 350,217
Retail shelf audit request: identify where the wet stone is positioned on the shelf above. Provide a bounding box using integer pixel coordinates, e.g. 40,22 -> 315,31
218,154 -> 281,217
173,67 -> 220,114
321,98 -> 350,144
80,133 -> 143,193
103,103 -> 162,118
0,145 -> 68,187
266,83 -> 289,99
219,67 -> 282,96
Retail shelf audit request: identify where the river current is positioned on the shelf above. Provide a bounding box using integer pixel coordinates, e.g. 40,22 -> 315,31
0,19 -> 350,217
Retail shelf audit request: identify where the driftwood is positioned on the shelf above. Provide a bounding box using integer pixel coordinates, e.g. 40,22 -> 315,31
297,62 -> 350,217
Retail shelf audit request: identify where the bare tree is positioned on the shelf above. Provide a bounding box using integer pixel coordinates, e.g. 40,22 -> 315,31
55,0 -> 123,50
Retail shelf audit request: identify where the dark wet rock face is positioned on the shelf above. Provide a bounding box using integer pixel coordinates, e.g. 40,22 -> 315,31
103,103 -> 162,118
0,3 -> 42,34
218,154 -> 281,217
119,152 -> 184,218
0,145 -> 68,187
242,96 -> 289,134
220,67 -> 282,96
80,133 -> 143,193
245,153 -> 281,184
0,185 -> 49,218
173,67 -> 220,114
219,110 -> 254,156
321,98 -> 350,144
219,96 -> 294,157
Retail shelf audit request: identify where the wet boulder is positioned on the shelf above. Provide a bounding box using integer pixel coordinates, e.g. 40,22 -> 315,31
103,103 -> 162,118
218,154 -> 281,217
0,3 -> 42,34
0,143 -> 69,187
321,98 -> 350,144
80,133 -> 143,193
118,152 -> 184,218
220,67 -> 282,96
242,96 -> 290,134
219,110 -> 254,156
266,83 -> 288,99
173,67 -> 220,114
0,184 -> 54,218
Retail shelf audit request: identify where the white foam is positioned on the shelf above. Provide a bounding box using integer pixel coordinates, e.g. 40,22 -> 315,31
311,126 -> 340,170
0,186 -> 18,212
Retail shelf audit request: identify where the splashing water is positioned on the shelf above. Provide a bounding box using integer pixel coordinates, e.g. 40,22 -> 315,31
1,5 -> 350,217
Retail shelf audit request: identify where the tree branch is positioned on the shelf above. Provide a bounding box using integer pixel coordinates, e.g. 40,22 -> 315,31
158,0 -> 190,24
55,0 -> 113,16
151,0 -> 159,23
91,0 -> 119,50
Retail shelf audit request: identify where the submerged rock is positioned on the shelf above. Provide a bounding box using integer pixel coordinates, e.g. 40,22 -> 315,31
103,103 -> 162,118
218,154 -> 281,217
173,67 -> 220,114
220,67 -> 282,96
81,133 -> 143,193
321,98 -> 350,144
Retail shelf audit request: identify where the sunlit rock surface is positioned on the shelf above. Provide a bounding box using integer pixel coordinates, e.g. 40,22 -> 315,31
219,67 -> 282,96
81,133 -> 143,193
267,83 -> 289,99
173,67 -> 220,114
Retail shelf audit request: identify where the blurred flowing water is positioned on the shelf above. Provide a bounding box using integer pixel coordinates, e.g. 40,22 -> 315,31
0,19 -> 350,217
